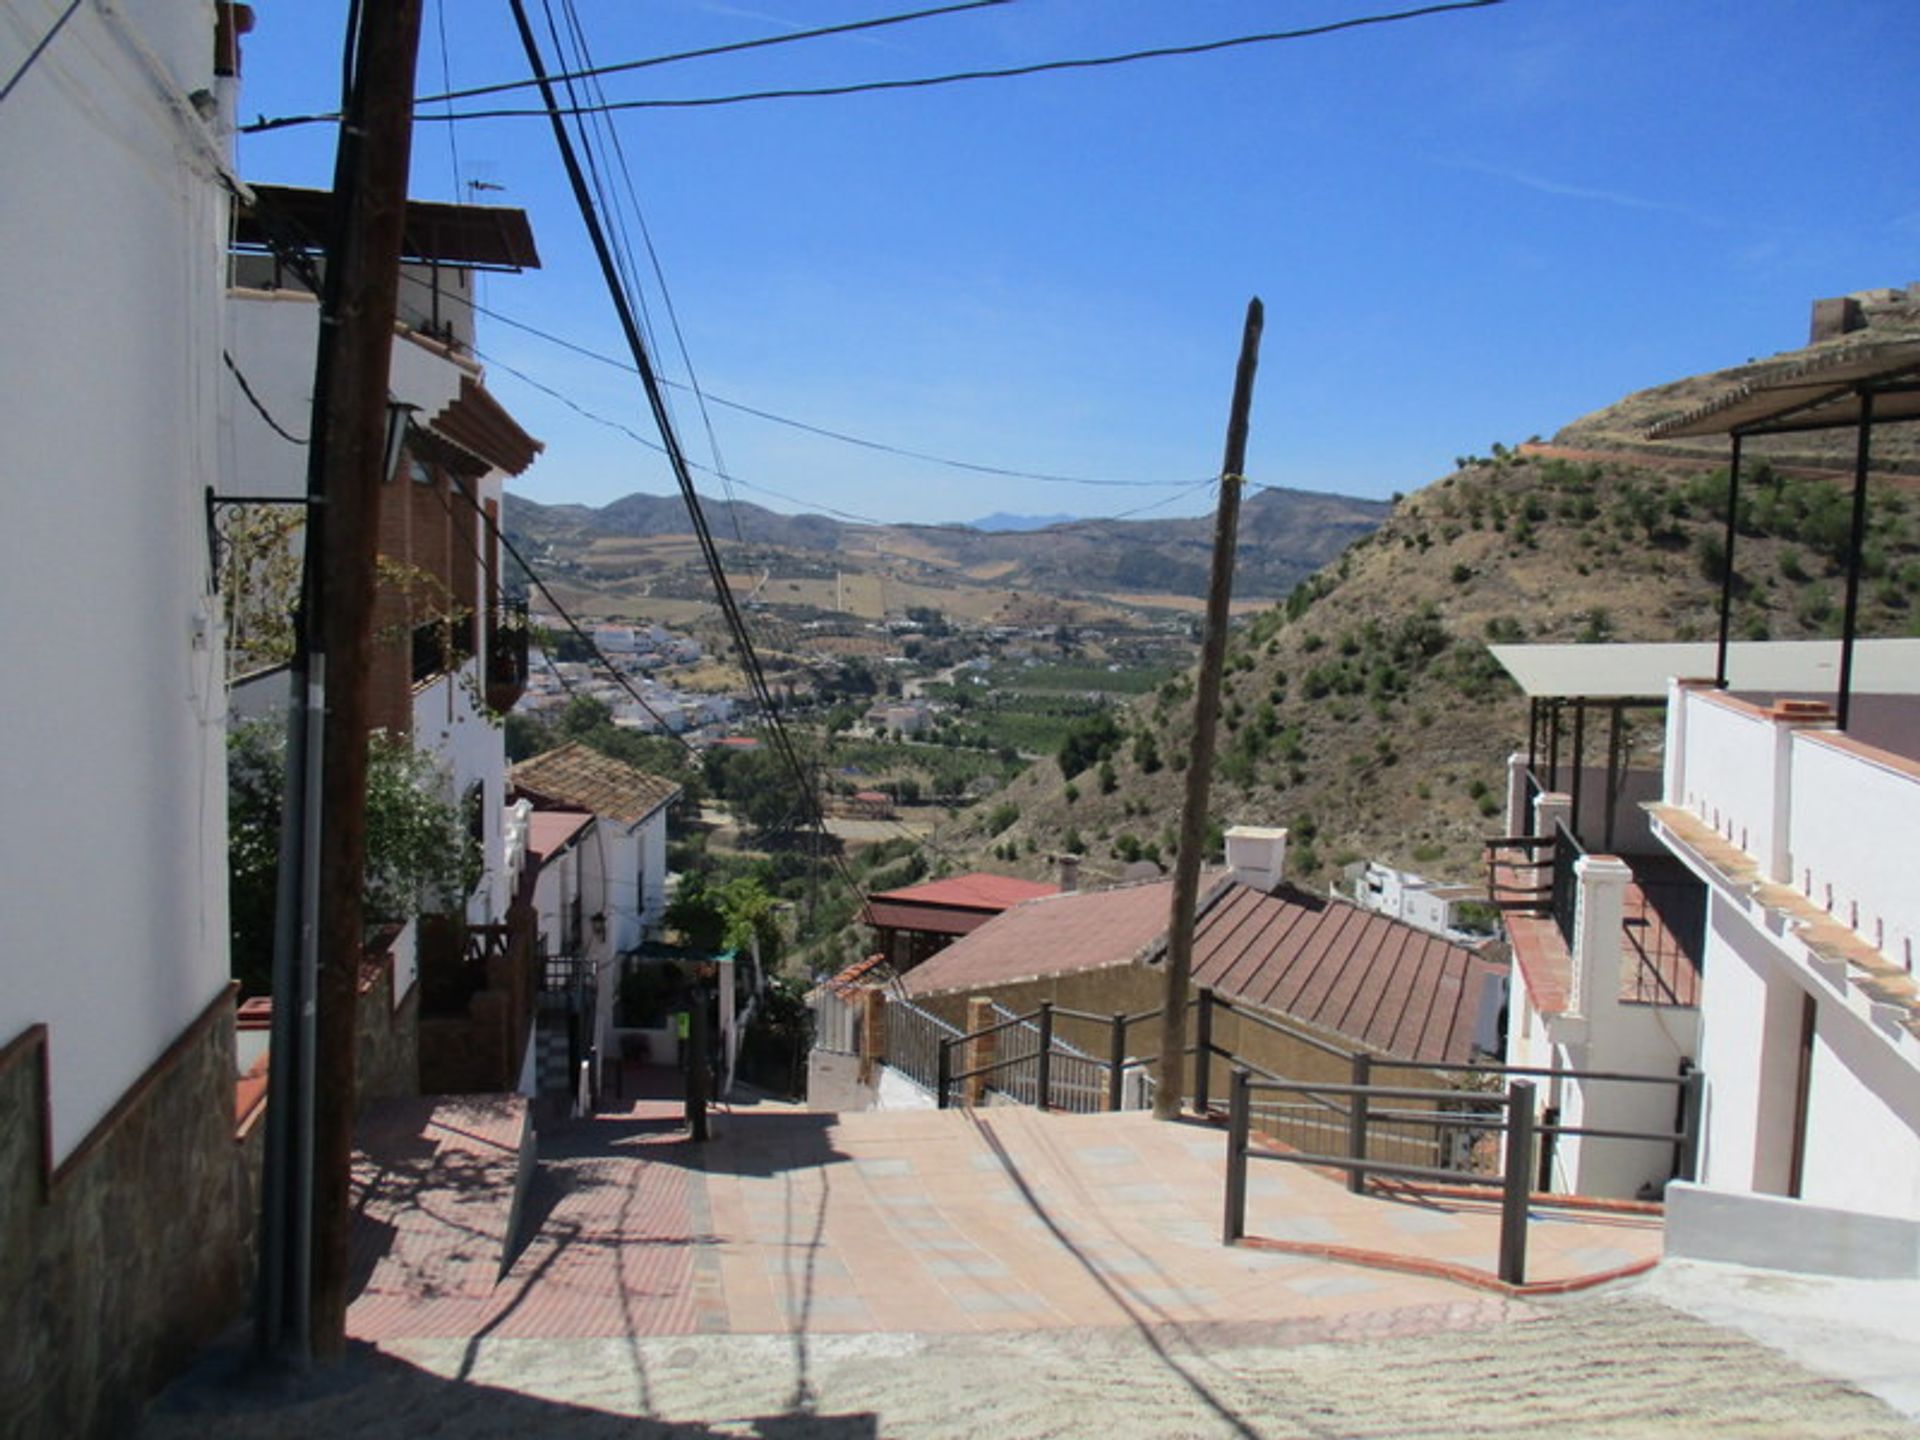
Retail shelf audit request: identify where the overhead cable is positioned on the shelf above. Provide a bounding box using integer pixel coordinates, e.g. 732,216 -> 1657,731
365,2 -> 1507,125
244,0 -> 1012,133
0,0 -> 82,107
394,271 -> 1204,491
507,0 -> 865,909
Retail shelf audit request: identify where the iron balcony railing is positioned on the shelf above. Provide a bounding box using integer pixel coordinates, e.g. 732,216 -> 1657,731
1551,820 -> 1584,949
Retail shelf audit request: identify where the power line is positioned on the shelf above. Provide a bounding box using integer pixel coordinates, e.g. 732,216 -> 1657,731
395,271 -> 1205,491
507,0 -> 867,915
433,451 -> 701,751
244,0 -> 1012,134
469,338 -> 1220,528
223,350 -> 309,445
387,2 -> 1508,124
0,0 -> 83,108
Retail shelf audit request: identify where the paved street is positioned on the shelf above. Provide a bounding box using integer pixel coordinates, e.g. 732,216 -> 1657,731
140,1090 -> 1920,1438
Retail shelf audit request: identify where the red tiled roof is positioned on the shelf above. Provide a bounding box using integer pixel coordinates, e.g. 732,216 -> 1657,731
871,872 -> 1060,912
905,875 -> 1503,1066
511,741 -> 680,825
902,880 -> 1176,996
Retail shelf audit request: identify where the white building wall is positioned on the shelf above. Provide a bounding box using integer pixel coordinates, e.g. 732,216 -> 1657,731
0,0 -> 234,1163
1664,686 -> 1920,1223
1788,731 -> 1920,975
638,811 -> 670,937
1676,692 -> 1784,879
1801,998 -> 1920,1219
412,666 -> 509,924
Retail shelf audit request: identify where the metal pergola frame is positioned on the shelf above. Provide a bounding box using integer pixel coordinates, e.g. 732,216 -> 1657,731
1647,339 -> 1920,731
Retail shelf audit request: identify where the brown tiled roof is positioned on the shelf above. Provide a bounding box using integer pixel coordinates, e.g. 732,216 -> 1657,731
901,879 -> 1185,997
905,875 -> 1504,1066
511,741 -> 680,825
1188,884 -> 1503,1066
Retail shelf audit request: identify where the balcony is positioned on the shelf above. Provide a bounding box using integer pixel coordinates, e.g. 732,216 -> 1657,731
411,610 -> 475,686
486,596 -> 530,711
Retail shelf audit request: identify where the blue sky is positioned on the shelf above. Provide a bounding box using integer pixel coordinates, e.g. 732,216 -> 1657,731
235,0 -> 1920,525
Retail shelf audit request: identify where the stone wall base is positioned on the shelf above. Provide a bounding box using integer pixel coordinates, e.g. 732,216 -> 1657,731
0,991 -> 252,1439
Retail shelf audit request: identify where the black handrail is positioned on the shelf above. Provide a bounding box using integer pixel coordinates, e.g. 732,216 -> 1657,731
1223,1069 -> 1540,1285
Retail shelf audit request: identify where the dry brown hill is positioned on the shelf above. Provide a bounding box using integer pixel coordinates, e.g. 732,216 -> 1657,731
940,323 -> 1920,894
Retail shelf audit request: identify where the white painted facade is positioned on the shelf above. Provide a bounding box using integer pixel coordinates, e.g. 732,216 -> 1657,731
224,285 -> 519,945
511,796 -> 673,1063
0,0 -> 236,1162
1347,860 -> 1484,940
1653,681 -> 1920,1222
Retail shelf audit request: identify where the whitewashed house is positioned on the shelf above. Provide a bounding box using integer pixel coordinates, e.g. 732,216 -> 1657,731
508,743 -> 682,1072
0,2 -> 248,1431
1650,669 -> 1920,1232
222,185 -> 543,934
1347,861 -> 1486,940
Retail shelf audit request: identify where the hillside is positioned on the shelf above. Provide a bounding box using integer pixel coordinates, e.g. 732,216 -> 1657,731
937,327 -> 1920,894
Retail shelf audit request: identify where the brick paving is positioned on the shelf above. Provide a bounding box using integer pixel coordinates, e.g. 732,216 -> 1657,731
139,1087 -> 1915,1439
346,1081 -> 1663,1346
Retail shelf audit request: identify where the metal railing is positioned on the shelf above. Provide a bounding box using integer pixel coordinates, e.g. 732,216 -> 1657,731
1223,1062 -> 1704,1284
936,1001 -> 1163,1112
1483,833 -> 1556,913
885,996 -> 963,1095
1551,821 -> 1583,948
981,1002 -> 1110,1113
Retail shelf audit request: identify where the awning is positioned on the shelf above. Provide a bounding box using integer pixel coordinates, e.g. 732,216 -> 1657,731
1490,638 -> 1920,701
1646,338 -> 1920,439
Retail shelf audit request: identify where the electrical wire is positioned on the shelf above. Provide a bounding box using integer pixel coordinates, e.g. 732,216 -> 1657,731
433,0 -> 464,199
435,456 -> 702,752
244,0 -> 1012,133
374,2 -> 1507,126
508,0 -> 870,917
0,0 -> 83,107
469,338 -> 1219,528
395,269 -> 1208,492
223,350 -> 308,445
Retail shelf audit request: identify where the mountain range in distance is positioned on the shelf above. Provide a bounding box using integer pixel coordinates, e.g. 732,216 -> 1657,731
967,512 -> 1079,532
504,484 -> 1392,606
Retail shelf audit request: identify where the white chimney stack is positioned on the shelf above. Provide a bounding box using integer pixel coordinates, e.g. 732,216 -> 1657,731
1225,826 -> 1288,893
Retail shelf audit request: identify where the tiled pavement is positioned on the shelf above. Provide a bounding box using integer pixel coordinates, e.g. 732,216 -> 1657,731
347,1084 -> 1663,1346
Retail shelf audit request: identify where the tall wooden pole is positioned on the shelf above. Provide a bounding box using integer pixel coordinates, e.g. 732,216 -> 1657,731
307,0 -> 425,1358
1155,298 -> 1263,1120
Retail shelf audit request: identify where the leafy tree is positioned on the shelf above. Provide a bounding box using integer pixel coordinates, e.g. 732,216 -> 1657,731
228,721 -> 480,996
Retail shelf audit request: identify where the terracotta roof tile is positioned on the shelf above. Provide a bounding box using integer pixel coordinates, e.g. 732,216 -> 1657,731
906,875 -> 1504,1066
511,741 -> 680,826
870,873 -> 1059,911
902,879 -> 1175,996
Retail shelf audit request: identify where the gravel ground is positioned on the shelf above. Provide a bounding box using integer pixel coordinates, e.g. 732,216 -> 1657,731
143,1292 -> 1919,1440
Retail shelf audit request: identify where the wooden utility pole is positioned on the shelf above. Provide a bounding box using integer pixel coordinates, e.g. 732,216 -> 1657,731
306,0 -> 425,1358
1155,299 -> 1263,1121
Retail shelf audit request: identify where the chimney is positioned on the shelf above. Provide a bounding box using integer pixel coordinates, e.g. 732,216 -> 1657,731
1056,853 -> 1081,893
1225,825 -> 1288,893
